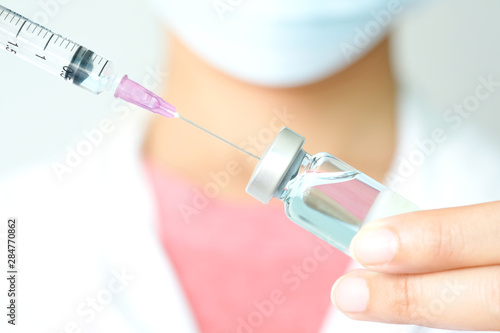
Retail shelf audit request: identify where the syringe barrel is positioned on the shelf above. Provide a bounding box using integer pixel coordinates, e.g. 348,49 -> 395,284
0,5 -> 116,95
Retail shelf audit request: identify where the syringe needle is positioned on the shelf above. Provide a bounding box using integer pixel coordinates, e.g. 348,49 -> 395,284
178,116 -> 261,160
113,77 -> 259,160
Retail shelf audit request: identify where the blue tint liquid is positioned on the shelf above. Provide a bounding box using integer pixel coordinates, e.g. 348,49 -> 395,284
282,171 -> 418,255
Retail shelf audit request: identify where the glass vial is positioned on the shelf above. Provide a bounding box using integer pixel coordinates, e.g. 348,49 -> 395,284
246,128 -> 418,256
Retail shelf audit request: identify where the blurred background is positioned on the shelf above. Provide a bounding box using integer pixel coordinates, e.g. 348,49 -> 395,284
1,0 -> 500,178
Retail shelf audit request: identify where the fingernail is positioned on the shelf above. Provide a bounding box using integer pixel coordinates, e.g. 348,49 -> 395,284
351,228 -> 398,265
332,277 -> 369,313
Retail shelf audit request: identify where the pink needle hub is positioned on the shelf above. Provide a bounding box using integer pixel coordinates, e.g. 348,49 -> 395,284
114,75 -> 259,159
114,75 -> 178,118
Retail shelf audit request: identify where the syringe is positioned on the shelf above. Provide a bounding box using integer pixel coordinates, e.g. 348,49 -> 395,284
0,5 -> 259,159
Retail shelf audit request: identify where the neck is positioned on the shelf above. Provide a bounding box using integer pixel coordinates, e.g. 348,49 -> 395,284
144,35 -> 397,199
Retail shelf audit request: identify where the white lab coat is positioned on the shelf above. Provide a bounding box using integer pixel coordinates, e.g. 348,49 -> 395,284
2,92 -> 499,333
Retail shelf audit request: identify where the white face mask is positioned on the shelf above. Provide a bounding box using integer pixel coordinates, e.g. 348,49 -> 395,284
148,0 -> 417,87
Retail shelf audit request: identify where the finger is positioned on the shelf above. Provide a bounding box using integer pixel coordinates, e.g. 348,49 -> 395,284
331,267 -> 500,331
350,201 -> 500,274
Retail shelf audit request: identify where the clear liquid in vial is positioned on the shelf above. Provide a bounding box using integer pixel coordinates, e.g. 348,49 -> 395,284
283,170 -> 417,254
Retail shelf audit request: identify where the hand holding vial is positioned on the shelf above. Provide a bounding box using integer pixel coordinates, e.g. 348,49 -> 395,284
331,201 -> 500,331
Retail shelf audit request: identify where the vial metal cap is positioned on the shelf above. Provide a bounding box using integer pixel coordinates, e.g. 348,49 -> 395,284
246,127 -> 306,204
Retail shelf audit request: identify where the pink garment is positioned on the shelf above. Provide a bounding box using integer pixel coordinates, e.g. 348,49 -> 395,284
145,159 -> 350,333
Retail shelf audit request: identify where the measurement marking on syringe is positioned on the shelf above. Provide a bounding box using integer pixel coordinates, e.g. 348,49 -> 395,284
71,44 -> 76,52
15,20 -> 27,38
43,34 -> 54,51
10,14 -> 15,23
98,60 -> 109,76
